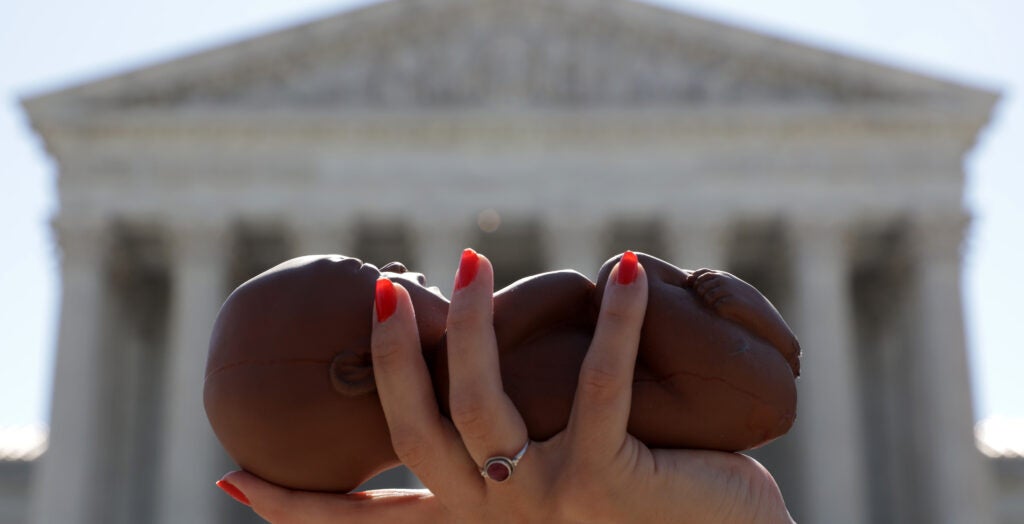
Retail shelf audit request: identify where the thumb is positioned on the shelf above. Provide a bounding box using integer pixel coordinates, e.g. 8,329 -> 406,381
217,470 -> 443,524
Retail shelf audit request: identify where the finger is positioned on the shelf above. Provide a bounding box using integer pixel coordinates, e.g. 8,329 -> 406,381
568,251 -> 648,455
372,278 -> 483,500
447,249 -> 529,469
220,470 -> 446,524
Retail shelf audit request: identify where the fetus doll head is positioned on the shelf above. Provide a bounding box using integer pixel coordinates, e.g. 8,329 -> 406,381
204,255 -> 448,492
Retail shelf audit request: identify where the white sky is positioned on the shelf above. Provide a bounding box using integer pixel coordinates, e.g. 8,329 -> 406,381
2,0 -> 1022,428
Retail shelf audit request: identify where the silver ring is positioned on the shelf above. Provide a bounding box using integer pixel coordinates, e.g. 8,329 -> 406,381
480,440 -> 530,482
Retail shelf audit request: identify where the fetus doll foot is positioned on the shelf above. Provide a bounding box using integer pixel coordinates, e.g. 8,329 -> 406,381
686,269 -> 757,322
686,269 -> 801,376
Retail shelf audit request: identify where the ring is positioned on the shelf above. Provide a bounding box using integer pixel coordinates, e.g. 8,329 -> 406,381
480,440 -> 530,482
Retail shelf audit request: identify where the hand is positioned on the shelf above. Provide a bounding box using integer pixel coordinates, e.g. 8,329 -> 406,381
218,251 -> 794,523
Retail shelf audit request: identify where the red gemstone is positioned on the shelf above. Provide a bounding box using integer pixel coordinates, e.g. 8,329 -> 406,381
486,461 -> 511,481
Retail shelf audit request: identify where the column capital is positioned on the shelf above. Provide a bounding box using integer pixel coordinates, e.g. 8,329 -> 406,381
409,218 -> 473,295
287,212 -> 358,233
665,216 -> 731,271
787,214 -> 855,262
787,213 -> 856,234
409,213 -> 472,236
540,209 -> 605,231
664,209 -> 731,230
166,219 -> 231,264
669,217 -> 731,234
165,216 -> 230,235
289,215 -> 356,256
540,213 -> 605,276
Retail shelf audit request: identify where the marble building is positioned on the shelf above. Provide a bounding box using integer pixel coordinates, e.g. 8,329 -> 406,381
22,0 -> 1000,522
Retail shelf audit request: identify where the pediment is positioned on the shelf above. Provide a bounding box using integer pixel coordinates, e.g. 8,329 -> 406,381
25,0 -> 994,114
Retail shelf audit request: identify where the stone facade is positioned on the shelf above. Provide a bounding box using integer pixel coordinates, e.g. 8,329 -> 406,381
22,0 -> 999,522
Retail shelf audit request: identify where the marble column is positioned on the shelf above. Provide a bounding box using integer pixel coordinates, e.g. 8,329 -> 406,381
541,213 -> 604,279
788,218 -> 868,524
154,221 -> 230,524
911,215 -> 995,524
666,217 -> 729,271
30,219 -> 109,524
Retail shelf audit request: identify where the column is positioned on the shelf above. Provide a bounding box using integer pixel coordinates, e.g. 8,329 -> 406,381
30,219 -> 109,524
382,217 -> 468,488
666,216 -> 729,271
788,218 -> 868,524
541,213 -> 604,279
910,215 -> 995,524
411,219 -> 470,297
154,221 -> 230,524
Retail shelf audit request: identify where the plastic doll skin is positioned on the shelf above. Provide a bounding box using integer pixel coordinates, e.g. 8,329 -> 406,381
204,252 -> 799,493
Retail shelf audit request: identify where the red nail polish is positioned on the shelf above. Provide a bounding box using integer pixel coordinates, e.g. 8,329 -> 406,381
216,479 -> 250,506
454,248 -> 479,291
617,251 -> 639,285
376,278 -> 397,322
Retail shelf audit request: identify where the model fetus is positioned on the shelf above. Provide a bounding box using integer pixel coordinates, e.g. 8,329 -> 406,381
204,252 -> 800,493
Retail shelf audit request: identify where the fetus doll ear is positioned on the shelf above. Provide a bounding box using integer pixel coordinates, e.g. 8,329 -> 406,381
330,350 -> 376,396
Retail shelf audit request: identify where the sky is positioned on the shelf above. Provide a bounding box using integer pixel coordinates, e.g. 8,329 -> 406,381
1,0 -> 1022,430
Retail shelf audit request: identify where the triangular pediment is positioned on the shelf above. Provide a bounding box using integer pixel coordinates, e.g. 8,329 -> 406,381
25,0 -> 995,114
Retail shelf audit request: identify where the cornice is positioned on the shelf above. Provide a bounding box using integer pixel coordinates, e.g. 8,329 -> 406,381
32,102 -> 991,151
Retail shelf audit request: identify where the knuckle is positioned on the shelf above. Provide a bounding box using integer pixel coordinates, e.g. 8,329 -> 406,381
258,508 -> 290,524
554,474 -> 609,522
448,394 -> 494,438
371,337 -> 406,369
263,509 -> 301,524
578,362 -> 625,402
446,301 -> 486,333
390,431 -> 431,470
256,489 -> 305,524
601,300 -> 639,327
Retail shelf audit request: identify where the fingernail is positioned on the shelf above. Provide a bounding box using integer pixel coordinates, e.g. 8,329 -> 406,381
617,251 -> 639,285
376,277 -> 397,322
216,479 -> 250,506
454,248 -> 479,291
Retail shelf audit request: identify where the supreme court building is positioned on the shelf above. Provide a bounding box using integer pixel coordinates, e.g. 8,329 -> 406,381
22,0 -> 1000,522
